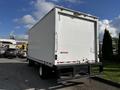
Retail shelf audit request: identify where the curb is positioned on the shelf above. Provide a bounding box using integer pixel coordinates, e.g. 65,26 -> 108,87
91,77 -> 120,88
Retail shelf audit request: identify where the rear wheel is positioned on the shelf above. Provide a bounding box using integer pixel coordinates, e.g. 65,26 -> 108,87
39,65 -> 46,79
39,65 -> 54,79
39,65 -> 43,77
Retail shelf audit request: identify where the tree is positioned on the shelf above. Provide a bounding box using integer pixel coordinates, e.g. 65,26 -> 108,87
118,33 -> 120,55
9,30 -> 15,39
102,29 -> 113,61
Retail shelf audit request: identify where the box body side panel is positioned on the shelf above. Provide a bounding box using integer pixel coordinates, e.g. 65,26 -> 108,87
28,10 -> 55,65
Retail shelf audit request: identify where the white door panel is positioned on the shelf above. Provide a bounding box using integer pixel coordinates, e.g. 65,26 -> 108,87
57,14 -> 95,63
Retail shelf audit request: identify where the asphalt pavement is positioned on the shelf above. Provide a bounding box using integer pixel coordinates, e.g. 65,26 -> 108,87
0,58 -> 119,90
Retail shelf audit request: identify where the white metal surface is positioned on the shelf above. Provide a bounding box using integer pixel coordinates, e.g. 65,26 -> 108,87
55,8 -> 98,65
28,9 -> 55,66
28,7 -> 98,66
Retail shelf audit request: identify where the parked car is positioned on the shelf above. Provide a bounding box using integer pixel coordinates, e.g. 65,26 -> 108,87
0,47 -> 6,57
17,50 -> 27,58
4,48 -> 17,58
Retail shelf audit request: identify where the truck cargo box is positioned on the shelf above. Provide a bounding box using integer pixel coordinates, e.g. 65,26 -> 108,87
27,7 -> 102,79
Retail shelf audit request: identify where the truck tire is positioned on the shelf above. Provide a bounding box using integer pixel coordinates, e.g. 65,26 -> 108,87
39,65 -> 52,79
39,65 -> 43,77
39,65 -> 46,79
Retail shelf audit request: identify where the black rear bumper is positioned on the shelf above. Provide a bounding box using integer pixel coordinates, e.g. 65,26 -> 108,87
55,62 -> 103,80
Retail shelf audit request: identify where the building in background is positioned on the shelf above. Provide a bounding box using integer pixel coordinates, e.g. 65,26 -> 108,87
0,38 -> 28,58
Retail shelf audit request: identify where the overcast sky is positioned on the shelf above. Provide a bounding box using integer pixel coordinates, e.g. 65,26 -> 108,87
0,0 -> 120,39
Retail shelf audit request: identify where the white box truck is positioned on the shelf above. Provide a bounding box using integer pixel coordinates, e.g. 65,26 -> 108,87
27,7 -> 102,79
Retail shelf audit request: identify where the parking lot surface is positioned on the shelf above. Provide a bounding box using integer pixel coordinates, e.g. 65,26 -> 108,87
0,58 -> 119,90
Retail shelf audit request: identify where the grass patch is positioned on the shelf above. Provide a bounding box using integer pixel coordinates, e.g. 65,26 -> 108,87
103,63 -> 120,84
